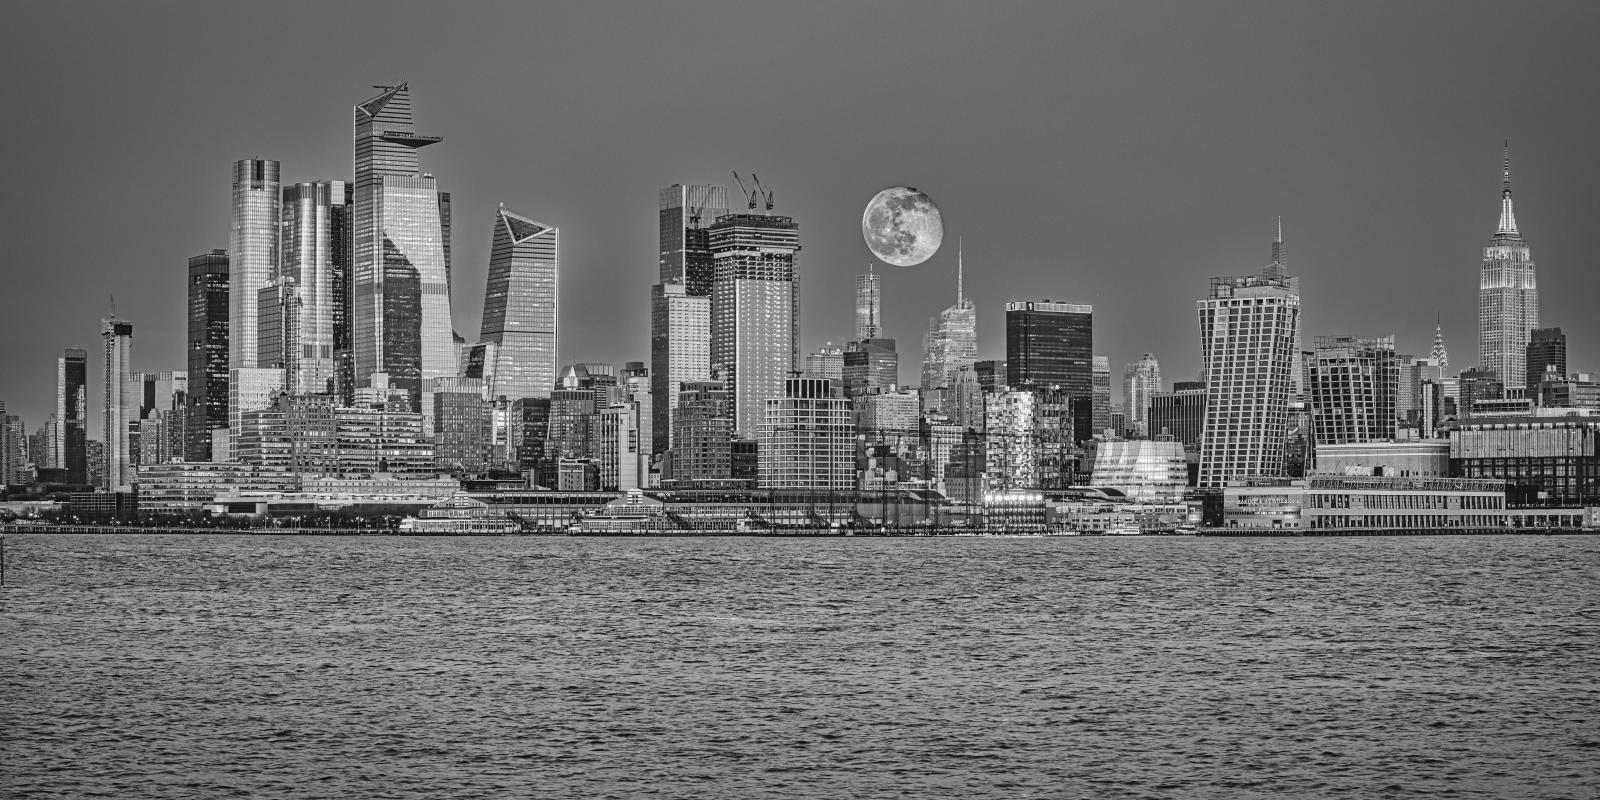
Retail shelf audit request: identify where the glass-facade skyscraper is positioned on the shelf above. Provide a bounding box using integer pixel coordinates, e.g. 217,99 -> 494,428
56,348 -> 87,484
101,317 -> 134,489
1479,146 -> 1538,389
280,181 -> 351,395
1123,353 -> 1162,438
230,158 -> 280,371
920,244 -> 977,396
652,183 -> 728,457
1309,335 -> 1398,446
710,213 -> 801,438
479,205 -> 559,403
1004,300 -> 1093,396
352,83 -> 454,425
650,280 -> 709,454
186,250 -> 230,462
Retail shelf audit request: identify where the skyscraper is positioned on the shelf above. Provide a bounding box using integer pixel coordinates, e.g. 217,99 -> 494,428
56,348 -> 87,484
229,159 -> 280,371
1309,335 -> 1399,446
1430,317 -> 1450,369
352,83 -> 454,423
1525,327 -> 1566,397
280,180 -> 352,395
1196,274 -> 1300,489
920,241 -> 977,396
1005,300 -> 1092,397
709,212 -> 801,437
186,250 -> 230,462
650,280 -> 709,454
842,339 -> 898,398
659,184 -> 730,294
758,378 -> 853,491
1092,356 -> 1112,437
101,317 -> 134,489
480,205 -> 559,404
1123,353 -> 1162,438
855,265 -> 882,341
1479,144 -> 1539,388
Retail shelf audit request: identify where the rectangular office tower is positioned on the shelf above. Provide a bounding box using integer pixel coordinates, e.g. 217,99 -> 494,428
352,83 -> 454,424
650,280 -> 709,454
229,159 -> 280,371
102,318 -> 134,490
1196,275 -> 1300,489
1309,335 -> 1399,446
659,184 -> 730,294
55,348 -> 88,484
279,181 -> 352,395
186,250 -> 230,461
479,205 -> 559,403
758,378 -> 853,491
1479,147 -> 1539,388
1525,327 -> 1566,397
1005,301 -> 1093,396
710,213 -> 801,438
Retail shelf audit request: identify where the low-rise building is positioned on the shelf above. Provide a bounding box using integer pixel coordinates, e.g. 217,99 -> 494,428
1223,475 -> 1508,533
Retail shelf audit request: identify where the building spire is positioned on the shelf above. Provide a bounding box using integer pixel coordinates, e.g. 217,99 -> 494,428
1430,312 -> 1449,368
1497,140 -> 1519,236
956,236 -> 964,306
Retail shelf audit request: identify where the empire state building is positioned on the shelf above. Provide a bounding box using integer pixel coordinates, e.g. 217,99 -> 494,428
1478,144 -> 1539,388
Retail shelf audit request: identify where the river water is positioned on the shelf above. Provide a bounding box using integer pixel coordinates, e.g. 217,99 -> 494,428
3,534 -> 1597,798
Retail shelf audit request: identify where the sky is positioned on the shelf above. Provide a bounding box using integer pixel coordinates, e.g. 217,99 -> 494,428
2,0 -> 1598,431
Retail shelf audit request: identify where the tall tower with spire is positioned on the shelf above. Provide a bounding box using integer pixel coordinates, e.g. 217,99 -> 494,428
1430,314 -> 1450,368
920,238 -> 978,398
1261,218 -> 1303,397
1478,142 -> 1538,387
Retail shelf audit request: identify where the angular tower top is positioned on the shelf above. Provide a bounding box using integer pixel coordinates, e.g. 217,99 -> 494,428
498,205 -> 553,243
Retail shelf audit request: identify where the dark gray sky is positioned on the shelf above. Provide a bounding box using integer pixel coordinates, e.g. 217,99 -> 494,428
3,1 -> 1598,430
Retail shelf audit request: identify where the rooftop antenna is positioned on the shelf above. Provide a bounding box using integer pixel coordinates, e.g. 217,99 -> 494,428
731,171 -> 759,210
956,237 -> 965,305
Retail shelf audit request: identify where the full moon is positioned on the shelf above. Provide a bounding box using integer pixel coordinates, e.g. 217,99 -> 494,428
861,186 -> 944,267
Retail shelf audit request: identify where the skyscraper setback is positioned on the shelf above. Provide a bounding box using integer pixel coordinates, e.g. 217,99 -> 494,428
652,183 -> 728,457
478,205 -> 559,403
229,158 -> 280,371
351,83 -> 454,423
1479,144 -> 1539,388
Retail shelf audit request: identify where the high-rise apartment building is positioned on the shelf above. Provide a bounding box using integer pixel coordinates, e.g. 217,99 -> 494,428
1525,327 -> 1566,397
1479,145 -> 1539,388
805,344 -> 844,386
101,317 -> 134,489
650,280 -> 709,454
280,181 -> 352,395
709,213 -> 801,437
757,378 -> 853,491
1196,274 -> 1300,489
351,83 -> 455,425
433,376 -> 490,473
480,205 -> 559,404
855,265 -> 882,341
671,380 -> 733,485
984,389 -> 1038,489
55,348 -> 87,483
1092,356 -> 1112,437
186,250 -> 230,461
1123,353 -> 1162,438
1309,335 -> 1399,446
1005,301 -> 1092,396
229,159 -> 280,371
0,403 -> 25,486
920,243 -> 977,396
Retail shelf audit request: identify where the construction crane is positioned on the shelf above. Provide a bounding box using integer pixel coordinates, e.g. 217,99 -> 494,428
732,171 -> 759,210
751,173 -> 775,211
688,202 -> 705,227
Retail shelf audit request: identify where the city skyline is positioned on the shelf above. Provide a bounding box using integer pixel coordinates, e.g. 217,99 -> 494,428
3,2 -> 1599,430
